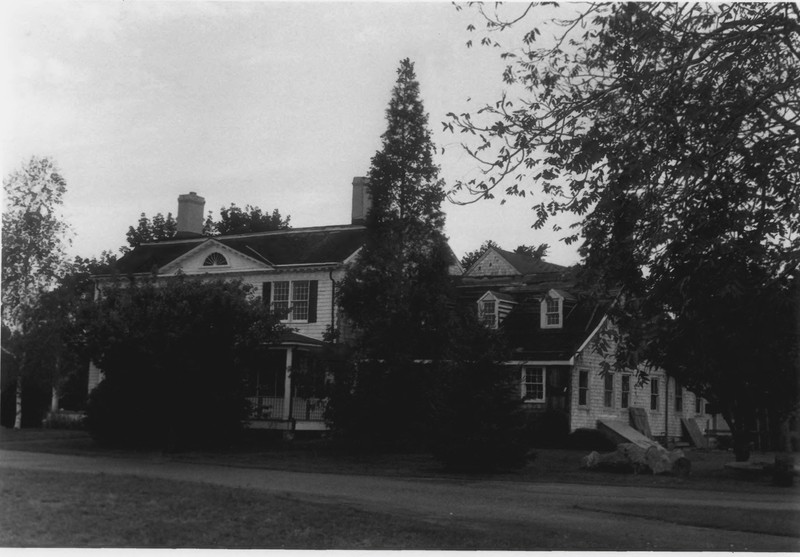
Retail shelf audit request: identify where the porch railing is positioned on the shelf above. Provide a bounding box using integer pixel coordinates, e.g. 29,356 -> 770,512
247,396 -> 326,422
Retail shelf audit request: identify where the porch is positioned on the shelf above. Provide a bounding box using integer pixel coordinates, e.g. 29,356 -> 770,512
245,333 -> 329,432
246,395 -> 328,431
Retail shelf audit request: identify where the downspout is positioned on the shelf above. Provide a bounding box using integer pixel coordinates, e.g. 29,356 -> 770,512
329,269 -> 336,339
665,376 -> 669,445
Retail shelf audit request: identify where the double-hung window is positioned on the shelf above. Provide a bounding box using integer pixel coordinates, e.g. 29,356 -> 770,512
675,381 -> 683,412
603,373 -> 614,407
290,281 -> 310,321
522,367 -> 545,402
578,370 -> 588,406
263,280 -> 317,323
650,378 -> 660,410
480,300 -> 496,328
272,281 -> 290,316
621,375 -> 630,409
545,297 -> 560,326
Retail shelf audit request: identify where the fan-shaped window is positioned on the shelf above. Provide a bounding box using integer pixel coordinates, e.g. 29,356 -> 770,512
203,252 -> 228,267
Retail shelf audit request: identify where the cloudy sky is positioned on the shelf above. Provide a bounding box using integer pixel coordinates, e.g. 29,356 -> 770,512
1,0 -> 580,266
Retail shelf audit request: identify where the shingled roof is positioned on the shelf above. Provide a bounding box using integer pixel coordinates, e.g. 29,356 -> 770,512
493,247 -> 568,275
113,225 -> 367,274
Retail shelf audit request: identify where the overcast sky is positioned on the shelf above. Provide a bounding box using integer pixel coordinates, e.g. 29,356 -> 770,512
1,0 -> 581,266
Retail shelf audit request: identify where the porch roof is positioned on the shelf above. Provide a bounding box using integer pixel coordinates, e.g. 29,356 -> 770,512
268,331 -> 325,349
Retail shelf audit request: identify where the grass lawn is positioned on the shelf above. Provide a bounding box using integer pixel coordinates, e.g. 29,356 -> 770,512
0,467 -> 574,549
1,428 -> 794,493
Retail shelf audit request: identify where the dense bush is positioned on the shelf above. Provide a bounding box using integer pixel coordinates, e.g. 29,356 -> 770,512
325,357 -> 433,451
429,360 -> 528,472
565,428 -> 617,452
83,277 -> 281,450
526,410 -> 571,448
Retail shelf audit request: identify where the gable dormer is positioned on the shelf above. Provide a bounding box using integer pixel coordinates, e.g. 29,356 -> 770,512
465,247 -> 520,277
477,290 -> 517,329
540,289 -> 564,329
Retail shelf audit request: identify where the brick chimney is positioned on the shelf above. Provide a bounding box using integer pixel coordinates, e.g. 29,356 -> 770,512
351,177 -> 371,225
177,192 -> 205,235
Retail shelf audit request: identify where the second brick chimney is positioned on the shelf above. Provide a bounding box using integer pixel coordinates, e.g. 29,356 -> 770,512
351,177 -> 371,225
177,192 -> 205,236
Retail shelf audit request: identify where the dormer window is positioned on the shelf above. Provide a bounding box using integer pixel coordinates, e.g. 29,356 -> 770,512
545,297 -> 560,325
480,300 -> 497,328
203,252 -> 228,267
477,291 -> 516,329
540,289 -> 565,329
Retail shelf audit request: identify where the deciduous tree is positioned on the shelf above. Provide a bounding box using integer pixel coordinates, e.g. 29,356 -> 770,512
1,156 -> 71,428
122,212 -> 177,252
448,3 -> 800,450
204,204 -> 290,236
83,277 -> 283,449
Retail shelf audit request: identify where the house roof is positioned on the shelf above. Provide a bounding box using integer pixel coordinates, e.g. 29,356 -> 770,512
500,294 -> 608,361
457,274 -> 609,362
493,247 -> 567,275
113,225 -> 367,274
483,290 -> 517,303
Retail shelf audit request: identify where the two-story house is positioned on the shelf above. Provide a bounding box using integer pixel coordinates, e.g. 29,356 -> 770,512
89,178 -> 463,432
459,246 -> 724,446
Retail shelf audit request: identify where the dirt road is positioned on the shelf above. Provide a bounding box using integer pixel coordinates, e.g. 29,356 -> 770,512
1,448 -> 798,550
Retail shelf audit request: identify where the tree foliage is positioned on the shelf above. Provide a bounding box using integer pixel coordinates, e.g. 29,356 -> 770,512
204,204 -> 290,236
338,58 -> 453,360
449,3 -> 800,444
123,212 -> 177,252
2,156 -> 71,328
83,277 -> 283,449
123,204 -> 291,252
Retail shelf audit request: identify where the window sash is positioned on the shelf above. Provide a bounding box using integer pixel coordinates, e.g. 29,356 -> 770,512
621,375 -> 630,409
271,281 -> 310,322
480,300 -> 496,327
522,367 -> 545,402
603,373 -> 614,407
650,379 -> 660,410
545,297 -> 560,325
578,370 -> 588,406
675,382 -> 683,412
291,281 -> 310,321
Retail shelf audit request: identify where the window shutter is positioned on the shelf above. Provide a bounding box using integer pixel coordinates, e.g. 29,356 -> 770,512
262,282 -> 271,306
307,280 -> 318,323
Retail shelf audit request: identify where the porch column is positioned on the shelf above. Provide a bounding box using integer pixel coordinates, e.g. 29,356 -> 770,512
283,347 -> 294,420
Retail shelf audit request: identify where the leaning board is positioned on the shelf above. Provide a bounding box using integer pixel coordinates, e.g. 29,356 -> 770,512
628,407 -> 653,438
681,417 -> 708,448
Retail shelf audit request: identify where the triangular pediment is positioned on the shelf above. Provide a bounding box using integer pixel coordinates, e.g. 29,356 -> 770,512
465,247 -> 519,277
159,239 -> 272,275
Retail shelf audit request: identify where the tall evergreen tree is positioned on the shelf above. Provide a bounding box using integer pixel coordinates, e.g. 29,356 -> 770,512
338,58 -> 452,360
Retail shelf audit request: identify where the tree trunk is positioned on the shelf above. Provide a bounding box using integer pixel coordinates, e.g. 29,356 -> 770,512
51,386 -> 59,412
14,375 -> 22,429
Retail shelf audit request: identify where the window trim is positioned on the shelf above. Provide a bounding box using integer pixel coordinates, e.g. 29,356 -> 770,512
603,373 -> 614,408
521,366 -> 546,403
202,252 -> 229,267
621,374 -> 631,409
271,280 -> 311,323
675,381 -> 683,412
540,290 -> 564,329
650,378 -> 660,411
578,369 -> 589,406
479,299 -> 497,329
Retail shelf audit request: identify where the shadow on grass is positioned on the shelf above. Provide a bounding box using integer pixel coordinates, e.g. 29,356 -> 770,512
1,427 -> 794,494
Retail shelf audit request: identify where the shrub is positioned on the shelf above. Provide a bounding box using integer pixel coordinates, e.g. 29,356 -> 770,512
429,360 -> 528,472
566,428 -> 617,452
526,410 -> 571,448
83,277 -> 281,450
